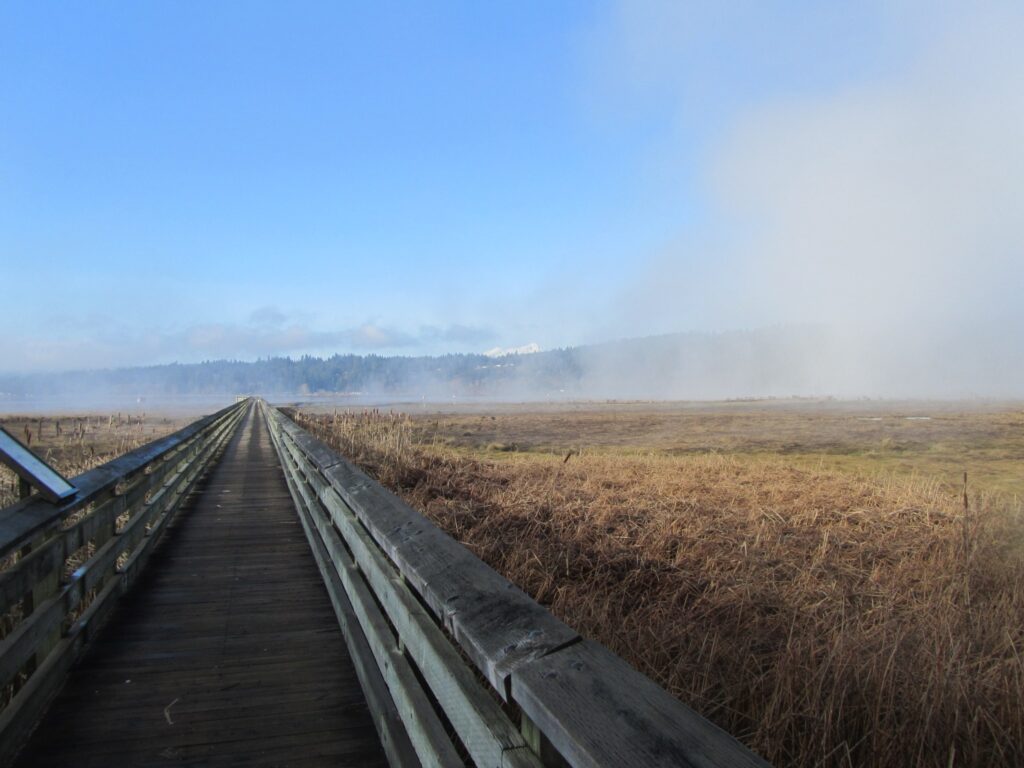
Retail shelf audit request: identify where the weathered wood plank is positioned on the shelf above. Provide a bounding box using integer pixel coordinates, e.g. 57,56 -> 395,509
287,427 -> 345,472
0,403 -> 245,761
0,401 -> 243,557
0,537 -> 65,616
0,406 -> 242,626
511,639 -> 771,768
275,427 -> 543,768
11,404 -> 387,768
0,558 -> 128,766
284,419 -> 581,695
0,403 -> 247,744
0,631 -> 85,767
274,439 -> 426,768
271,404 -> 772,768
0,584 -> 78,689
75,405 -> 242,600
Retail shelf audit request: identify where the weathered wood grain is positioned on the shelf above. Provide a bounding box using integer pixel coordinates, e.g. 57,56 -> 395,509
271,404 -> 772,768
276,430 -> 515,767
511,639 -> 771,768
298,429 -> 581,695
4,397 -> 771,768
270,416 -> 547,766
10,404 -> 387,768
273,432 -> 428,768
0,401 -> 241,558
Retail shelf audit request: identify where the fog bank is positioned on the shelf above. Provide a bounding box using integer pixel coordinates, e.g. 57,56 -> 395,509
3,327 -> 1020,408
604,1 -> 1024,398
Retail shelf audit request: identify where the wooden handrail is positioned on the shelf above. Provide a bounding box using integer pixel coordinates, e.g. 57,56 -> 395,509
263,400 -> 771,768
0,400 -> 244,558
0,398 -> 248,765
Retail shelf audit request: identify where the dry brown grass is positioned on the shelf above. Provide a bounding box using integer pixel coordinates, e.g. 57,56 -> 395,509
400,402 -> 1024,498
297,409 -> 1024,768
0,412 -> 185,508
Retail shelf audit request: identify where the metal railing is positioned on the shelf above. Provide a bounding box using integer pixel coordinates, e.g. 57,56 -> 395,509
263,400 -> 770,768
0,398 -> 248,763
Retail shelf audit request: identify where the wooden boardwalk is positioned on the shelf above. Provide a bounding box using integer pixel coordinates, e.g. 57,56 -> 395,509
13,405 -> 387,767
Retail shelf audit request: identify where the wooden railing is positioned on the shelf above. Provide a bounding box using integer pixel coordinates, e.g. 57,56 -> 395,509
263,400 -> 770,768
0,398 -> 248,764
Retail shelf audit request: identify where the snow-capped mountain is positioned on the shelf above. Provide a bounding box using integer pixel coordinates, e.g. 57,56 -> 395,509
482,343 -> 541,358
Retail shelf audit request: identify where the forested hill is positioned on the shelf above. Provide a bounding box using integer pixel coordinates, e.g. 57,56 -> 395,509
1,328 -> 834,403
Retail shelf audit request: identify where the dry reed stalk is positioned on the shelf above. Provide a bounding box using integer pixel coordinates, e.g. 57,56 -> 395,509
0,413 -> 172,509
298,410 -> 1024,768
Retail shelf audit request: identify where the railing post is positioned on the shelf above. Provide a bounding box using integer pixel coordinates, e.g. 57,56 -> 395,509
266,404 -> 772,768
521,713 -> 570,767
0,398 -> 250,768
30,535 -> 61,671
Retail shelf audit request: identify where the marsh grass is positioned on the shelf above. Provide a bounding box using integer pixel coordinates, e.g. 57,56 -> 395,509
298,409 -> 1024,768
0,413 -> 182,509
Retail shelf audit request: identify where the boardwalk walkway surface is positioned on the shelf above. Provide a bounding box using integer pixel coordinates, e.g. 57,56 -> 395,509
13,404 -> 387,767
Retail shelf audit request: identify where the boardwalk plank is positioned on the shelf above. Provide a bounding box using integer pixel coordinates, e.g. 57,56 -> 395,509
11,405 -> 387,768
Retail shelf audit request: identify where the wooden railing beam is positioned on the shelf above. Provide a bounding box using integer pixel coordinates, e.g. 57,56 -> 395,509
0,398 -> 248,766
264,401 -> 772,768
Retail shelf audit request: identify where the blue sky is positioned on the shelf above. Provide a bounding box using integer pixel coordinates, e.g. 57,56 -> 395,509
2,2 -> 1020,374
